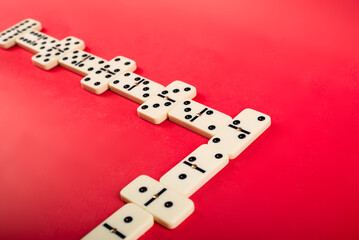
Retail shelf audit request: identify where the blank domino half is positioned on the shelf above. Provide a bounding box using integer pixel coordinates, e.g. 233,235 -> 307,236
80,56 -> 137,94
208,108 -> 271,159
168,99 -> 232,138
120,175 -> 195,229
59,49 -> 107,76
160,144 -> 229,197
109,72 -> 164,104
82,203 -> 154,240
0,18 -> 42,49
15,30 -> 59,53
32,36 -> 85,70
137,81 -> 197,124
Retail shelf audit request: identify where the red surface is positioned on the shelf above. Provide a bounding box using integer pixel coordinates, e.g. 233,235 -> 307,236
0,1 -> 358,239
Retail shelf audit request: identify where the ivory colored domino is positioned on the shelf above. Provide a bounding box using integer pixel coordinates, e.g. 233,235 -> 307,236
82,203 -> 154,240
109,72 -> 164,104
0,18 -> 42,49
15,30 -> 59,53
137,81 -> 197,124
59,49 -> 107,76
168,99 -> 232,138
120,175 -> 195,229
32,36 -> 85,70
208,108 -> 271,159
80,56 -> 136,94
160,144 -> 229,197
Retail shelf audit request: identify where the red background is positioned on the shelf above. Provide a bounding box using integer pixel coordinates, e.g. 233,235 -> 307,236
0,0 -> 358,239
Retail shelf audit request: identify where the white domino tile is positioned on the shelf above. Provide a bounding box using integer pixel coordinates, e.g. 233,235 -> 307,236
137,81 -> 197,124
15,30 -> 59,53
59,49 -> 107,76
82,203 -> 154,240
120,175 -> 195,229
0,18 -> 42,49
208,108 -> 271,159
80,56 -> 136,94
109,72 -> 164,104
160,144 -> 229,197
168,99 -> 232,138
32,36 -> 85,70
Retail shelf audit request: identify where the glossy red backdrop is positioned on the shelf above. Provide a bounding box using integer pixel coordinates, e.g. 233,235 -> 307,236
0,0 -> 358,239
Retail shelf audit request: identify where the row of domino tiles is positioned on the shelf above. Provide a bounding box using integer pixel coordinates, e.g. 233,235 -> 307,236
0,18 -> 272,239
